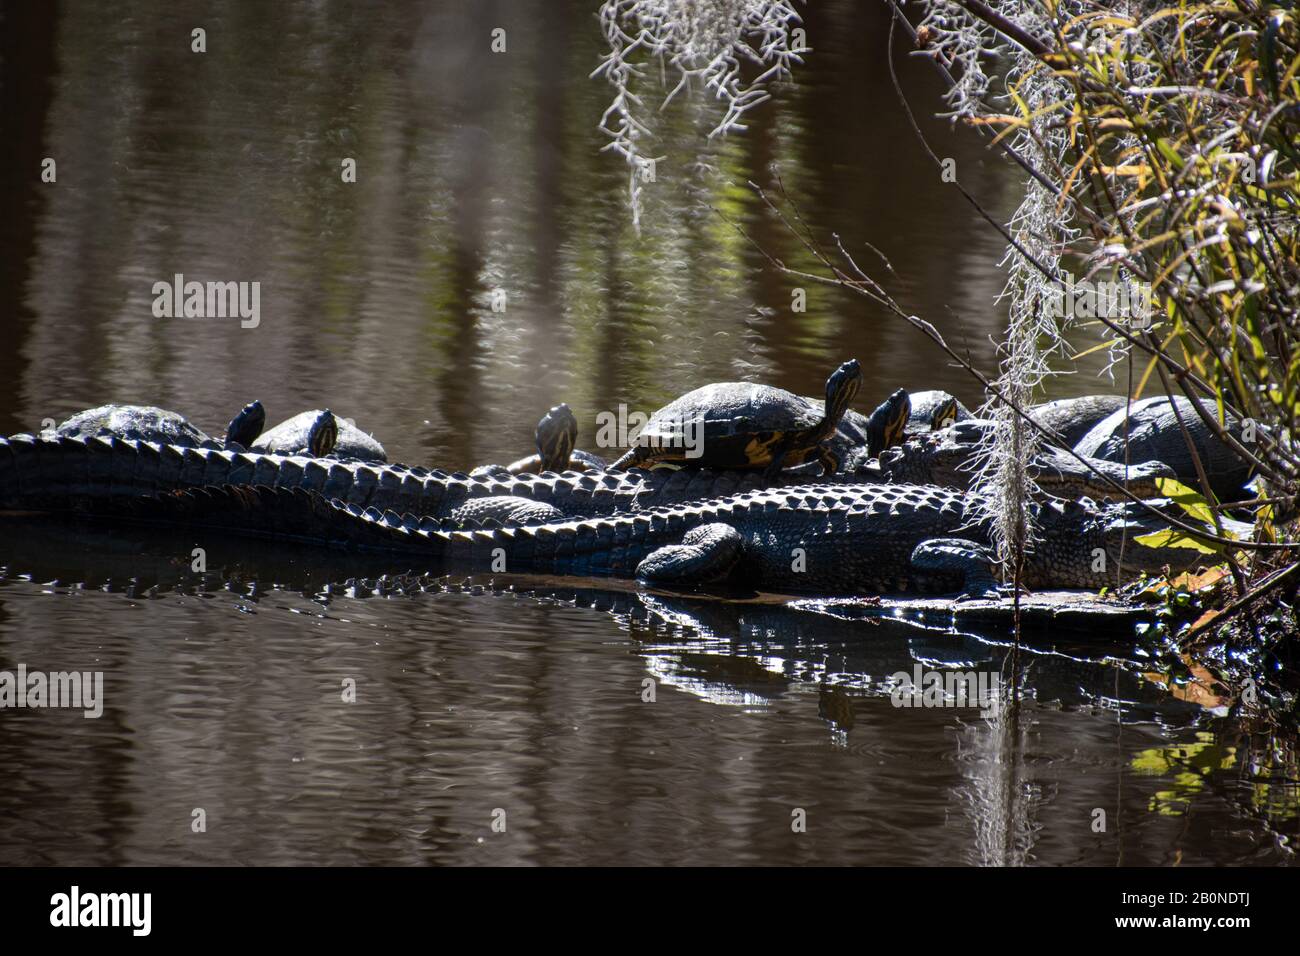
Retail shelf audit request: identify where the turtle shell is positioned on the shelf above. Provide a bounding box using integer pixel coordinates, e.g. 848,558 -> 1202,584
52,404 -> 213,447
569,448 -> 609,471
253,410 -> 387,462
905,390 -> 972,435
635,383 -> 825,468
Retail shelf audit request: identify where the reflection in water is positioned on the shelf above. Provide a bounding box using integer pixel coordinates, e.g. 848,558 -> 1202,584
955,704 -> 1041,867
1134,733 -> 1239,818
0,519 -> 1296,865
0,2 -> 1294,866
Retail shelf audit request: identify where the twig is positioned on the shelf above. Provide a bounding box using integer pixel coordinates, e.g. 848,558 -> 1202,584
952,0 -> 1050,58
1183,560 -> 1300,646
710,191 -> 1298,553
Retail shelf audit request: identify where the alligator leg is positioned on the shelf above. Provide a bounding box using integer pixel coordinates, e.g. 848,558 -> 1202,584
910,538 -> 1003,600
635,523 -> 744,586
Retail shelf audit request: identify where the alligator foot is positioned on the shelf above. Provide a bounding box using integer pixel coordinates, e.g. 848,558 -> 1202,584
910,537 -> 1003,600
636,523 -> 743,586
954,583 -> 1019,603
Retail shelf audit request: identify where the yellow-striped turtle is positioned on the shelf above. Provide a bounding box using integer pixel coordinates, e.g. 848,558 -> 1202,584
903,390 -> 971,436
252,408 -> 386,461
250,409 -> 340,458
824,387 -> 913,472
610,359 -> 863,476
470,404 -> 607,478
507,404 -> 608,473
52,401 -> 266,449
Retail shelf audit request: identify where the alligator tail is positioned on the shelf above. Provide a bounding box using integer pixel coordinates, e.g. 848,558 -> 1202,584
94,483 -> 698,579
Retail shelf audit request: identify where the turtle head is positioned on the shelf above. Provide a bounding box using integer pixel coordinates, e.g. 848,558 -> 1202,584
535,403 -> 578,472
225,400 -> 265,448
823,359 -> 863,426
929,395 -> 960,431
865,388 -> 912,458
307,409 -> 339,457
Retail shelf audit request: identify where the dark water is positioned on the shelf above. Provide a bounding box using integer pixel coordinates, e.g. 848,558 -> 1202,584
0,1 -> 1294,866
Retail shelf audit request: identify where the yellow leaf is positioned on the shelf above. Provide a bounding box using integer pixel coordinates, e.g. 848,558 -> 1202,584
1168,566 -> 1229,593
1142,659 -> 1231,710
1154,477 -> 1216,525
1071,337 -> 1124,360
1134,530 -> 1220,554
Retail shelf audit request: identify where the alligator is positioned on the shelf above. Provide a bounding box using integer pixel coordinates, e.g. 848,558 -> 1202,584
874,420 -> 1175,501
0,433 -> 850,520
1074,395 -> 1254,502
98,480 -> 1202,597
1029,394 -> 1128,448
0,431 -> 1179,520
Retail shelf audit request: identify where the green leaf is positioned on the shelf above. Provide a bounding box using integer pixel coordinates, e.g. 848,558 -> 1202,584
1155,138 -> 1185,171
1134,530 -> 1221,555
1153,477 -> 1215,525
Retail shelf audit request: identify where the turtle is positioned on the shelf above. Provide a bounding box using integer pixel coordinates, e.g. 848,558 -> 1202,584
609,359 -> 864,476
1073,394 -> 1252,501
904,390 -> 972,436
753,387 -> 912,477
51,401 -> 267,450
224,399 -> 268,447
251,408 -> 386,461
470,403 -> 608,478
1028,394 -> 1128,449
815,387 -> 912,474
250,409 -> 347,459
47,400 -> 381,460
869,387 -> 913,454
